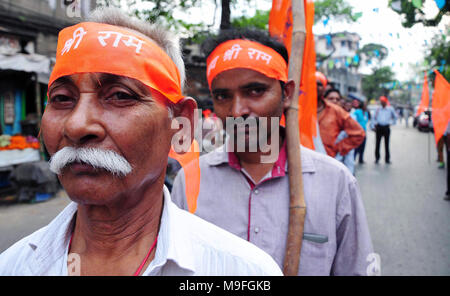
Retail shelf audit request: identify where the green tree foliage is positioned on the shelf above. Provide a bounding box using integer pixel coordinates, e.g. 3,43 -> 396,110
388,0 -> 450,28
356,43 -> 389,68
96,0 -> 363,43
231,9 -> 269,30
362,66 -> 396,100
97,0 -> 207,37
425,29 -> 450,81
314,0 -> 362,23
97,0 -> 256,39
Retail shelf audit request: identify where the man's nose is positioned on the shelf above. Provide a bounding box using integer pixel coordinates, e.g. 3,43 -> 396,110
230,94 -> 250,119
63,95 -> 106,145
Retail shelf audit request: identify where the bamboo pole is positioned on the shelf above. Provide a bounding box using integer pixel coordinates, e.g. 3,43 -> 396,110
282,0 -> 307,276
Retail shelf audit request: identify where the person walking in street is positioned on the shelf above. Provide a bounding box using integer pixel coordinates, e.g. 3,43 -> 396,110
351,97 -> 370,164
330,97 -> 357,175
437,136 -> 445,169
317,75 -> 365,163
171,30 -> 374,275
404,106 -> 410,127
371,96 -> 397,164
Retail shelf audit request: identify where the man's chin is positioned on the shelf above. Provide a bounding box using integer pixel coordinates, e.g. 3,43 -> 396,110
59,173 -> 125,205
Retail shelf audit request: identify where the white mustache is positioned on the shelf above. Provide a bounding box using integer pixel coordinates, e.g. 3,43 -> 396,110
49,147 -> 132,177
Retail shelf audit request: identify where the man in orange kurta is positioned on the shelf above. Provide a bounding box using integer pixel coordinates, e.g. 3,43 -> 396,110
316,72 -> 365,157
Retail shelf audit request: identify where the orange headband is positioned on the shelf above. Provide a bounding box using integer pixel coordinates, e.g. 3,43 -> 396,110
49,22 -> 184,104
206,39 -> 288,87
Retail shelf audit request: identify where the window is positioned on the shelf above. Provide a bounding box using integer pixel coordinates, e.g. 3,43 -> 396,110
348,86 -> 357,93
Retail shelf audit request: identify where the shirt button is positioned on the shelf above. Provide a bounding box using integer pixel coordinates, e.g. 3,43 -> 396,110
254,227 -> 260,233
254,189 -> 259,194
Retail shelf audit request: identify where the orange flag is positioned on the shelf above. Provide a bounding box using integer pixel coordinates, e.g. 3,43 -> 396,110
269,0 -> 317,150
431,70 -> 450,146
416,72 -> 430,117
169,140 -> 200,213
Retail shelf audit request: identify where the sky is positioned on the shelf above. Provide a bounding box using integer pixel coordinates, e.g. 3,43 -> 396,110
138,0 -> 449,82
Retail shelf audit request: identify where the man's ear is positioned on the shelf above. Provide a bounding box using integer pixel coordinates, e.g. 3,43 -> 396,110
170,96 -> 198,153
282,79 -> 295,110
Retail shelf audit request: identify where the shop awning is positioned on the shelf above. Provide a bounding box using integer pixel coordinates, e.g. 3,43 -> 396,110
0,53 -> 50,78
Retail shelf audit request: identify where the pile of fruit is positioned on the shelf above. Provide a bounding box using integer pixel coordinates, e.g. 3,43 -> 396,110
0,135 -> 40,150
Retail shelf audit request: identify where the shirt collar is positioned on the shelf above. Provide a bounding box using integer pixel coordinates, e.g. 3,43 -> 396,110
148,186 -> 195,275
27,202 -> 76,275
205,139 -> 316,174
26,186 -> 196,275
226,139 -> 288,176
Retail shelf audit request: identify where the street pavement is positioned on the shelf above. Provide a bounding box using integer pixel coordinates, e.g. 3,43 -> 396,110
0,118 -> 448,275
356,120 -> 449,275
0,189 -> 71,253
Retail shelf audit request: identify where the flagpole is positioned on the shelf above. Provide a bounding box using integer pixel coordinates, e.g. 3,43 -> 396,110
283,0 -> 307,276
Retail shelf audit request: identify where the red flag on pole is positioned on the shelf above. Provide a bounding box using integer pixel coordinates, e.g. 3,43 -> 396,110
416,72 -> 430,117
431,70 -> 450,146
269,0 -> 317,150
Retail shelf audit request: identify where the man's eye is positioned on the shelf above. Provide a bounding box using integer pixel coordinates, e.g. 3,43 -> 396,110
107,92 -> 138,101
213,93 -> 230,101
247,87 -> 266,97
49,95 -> 75,107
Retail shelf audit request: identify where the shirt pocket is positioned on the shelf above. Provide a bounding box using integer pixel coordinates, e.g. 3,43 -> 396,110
298,239 -> 329,275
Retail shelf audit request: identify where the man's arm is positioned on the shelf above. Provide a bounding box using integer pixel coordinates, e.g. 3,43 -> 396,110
370,108 -> 379,130
331,177 -> 374,275
336,115 -> 365,156
390,107 -> 397,125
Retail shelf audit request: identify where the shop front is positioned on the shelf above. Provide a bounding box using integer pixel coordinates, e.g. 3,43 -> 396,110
0,39 -> 58,203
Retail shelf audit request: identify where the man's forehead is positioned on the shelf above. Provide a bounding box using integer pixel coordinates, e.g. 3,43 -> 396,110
211,68 -> 275,89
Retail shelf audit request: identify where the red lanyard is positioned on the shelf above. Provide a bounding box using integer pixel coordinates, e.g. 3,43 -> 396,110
68,233 -> 158,276
133,235 -> 158,276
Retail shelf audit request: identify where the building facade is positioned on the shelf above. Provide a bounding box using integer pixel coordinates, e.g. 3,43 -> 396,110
0,0 -> 95,136
316,31 -> 363,98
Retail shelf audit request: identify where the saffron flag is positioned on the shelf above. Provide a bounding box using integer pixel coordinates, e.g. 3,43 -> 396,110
416,72 -> 429,117
431,70 -> 450,146
169,140 -> 200,213
269,0 -> 317,150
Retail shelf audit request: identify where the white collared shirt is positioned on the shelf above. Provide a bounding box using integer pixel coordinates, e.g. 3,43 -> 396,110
0,186 -> 282,276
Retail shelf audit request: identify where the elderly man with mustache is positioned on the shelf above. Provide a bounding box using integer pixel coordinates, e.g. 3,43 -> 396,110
0,8 -> 282,276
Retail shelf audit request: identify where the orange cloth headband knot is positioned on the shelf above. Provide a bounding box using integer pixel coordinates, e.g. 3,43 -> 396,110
206,39 -> 288,87
49,22 -> 184,104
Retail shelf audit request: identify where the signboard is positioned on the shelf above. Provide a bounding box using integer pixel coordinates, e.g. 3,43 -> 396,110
3,92 -> 15,125
0,35 -> 20,55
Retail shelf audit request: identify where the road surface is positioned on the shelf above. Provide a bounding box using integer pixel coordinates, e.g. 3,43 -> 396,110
356,122 -> 449,275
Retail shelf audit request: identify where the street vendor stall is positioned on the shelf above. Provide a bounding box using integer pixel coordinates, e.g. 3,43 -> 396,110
0,135 -> 45,203
0,38 -> 56,203
0,135 -> 40,166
